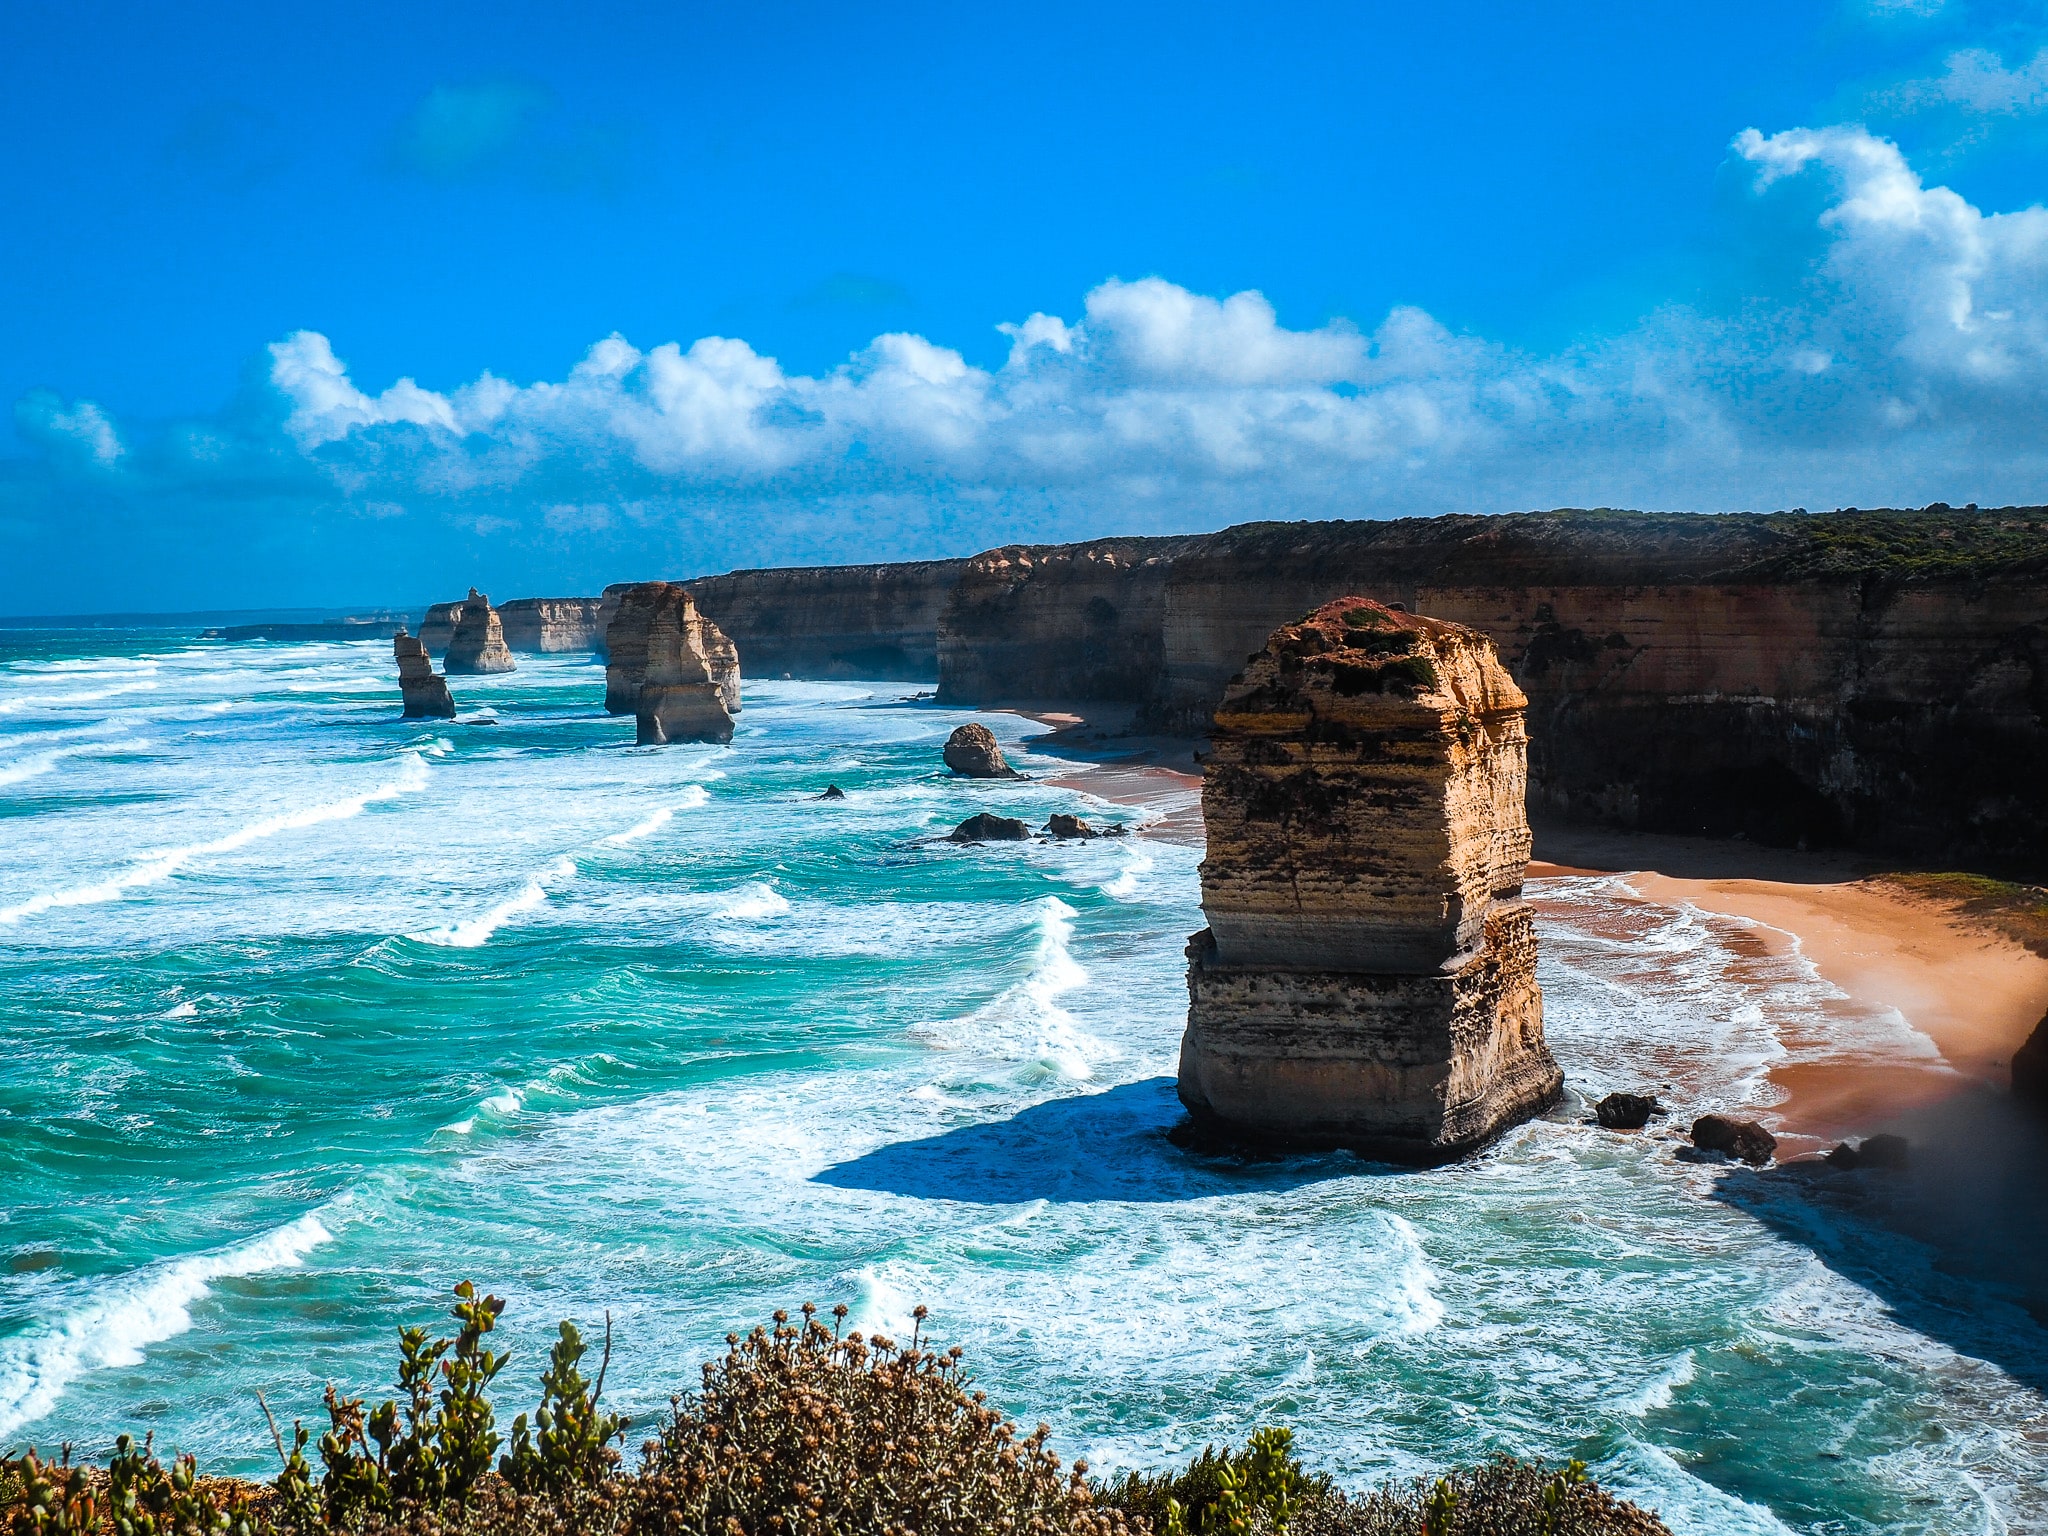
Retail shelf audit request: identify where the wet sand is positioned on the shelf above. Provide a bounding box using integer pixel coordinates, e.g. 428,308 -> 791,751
1532,834 -> 2048,1151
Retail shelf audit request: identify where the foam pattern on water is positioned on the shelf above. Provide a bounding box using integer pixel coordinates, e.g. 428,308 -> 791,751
1,630 -> 2043,1534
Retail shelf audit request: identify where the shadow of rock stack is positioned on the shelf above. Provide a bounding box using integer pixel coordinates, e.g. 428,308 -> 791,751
1176,597 -> 1563,1162
443,588 -> 517,674
393,629 -> 455,719
602,582 -> 742,745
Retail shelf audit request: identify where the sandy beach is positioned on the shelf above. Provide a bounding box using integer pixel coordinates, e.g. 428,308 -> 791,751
1532,826 -> 2048,1154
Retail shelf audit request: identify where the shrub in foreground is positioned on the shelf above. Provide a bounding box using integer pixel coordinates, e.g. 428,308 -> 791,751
2,1284 -> 1670,1536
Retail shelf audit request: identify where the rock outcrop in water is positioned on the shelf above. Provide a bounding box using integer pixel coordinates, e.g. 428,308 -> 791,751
1177,598 -> 1562,1161
943,723 -> 1020,778
604,582 -> 742,725
418,598 -> 466,657
600,583 -> 740,744
393,629 -> 456,719
443,589 -> 517,674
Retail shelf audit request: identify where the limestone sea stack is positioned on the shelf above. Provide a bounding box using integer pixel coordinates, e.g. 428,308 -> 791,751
393,629 -> 456,719
443,589 -> 517,674
1177,597 -> 1562,1161
604,582 -> 741,723
418,598 -> 467,657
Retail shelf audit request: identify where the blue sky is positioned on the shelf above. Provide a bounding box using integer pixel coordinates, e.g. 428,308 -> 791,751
7,0 -> 2048,612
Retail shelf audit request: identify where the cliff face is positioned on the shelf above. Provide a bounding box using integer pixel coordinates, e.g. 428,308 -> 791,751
497,597 -> 607,653
935,540 -> 1202,704
688,560 -> 970,680
393,630 -> 455,719
604,582 -> 741,735
1179,598 -> 1560,1159
929,509 -> 2048,872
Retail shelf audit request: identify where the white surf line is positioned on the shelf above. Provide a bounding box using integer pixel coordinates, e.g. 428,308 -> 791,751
0,751 -> 431,926
0,1211 -> 334,1442
0,736 -> 153,788
412,856 -> 578,948
599,783 -> 711,847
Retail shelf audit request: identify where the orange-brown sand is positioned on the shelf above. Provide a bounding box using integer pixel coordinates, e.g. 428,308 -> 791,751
1534,856 -> 2048,1150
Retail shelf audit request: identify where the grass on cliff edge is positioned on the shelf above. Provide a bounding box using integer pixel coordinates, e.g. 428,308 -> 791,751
2,1285 -> 1670,1536
1872,872 -> 2048,960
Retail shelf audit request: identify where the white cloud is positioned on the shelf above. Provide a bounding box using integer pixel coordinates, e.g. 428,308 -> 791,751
1890,45 -> 2048,114
19,121 -> 2048,573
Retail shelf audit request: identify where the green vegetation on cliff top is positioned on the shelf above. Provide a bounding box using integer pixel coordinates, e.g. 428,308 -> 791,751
3,1287 -> 1669,1536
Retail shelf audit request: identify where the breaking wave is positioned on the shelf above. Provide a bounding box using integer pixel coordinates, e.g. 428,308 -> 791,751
0,1212 -> 333,1441
0,752 -> 431,926
413,857 -> 577,948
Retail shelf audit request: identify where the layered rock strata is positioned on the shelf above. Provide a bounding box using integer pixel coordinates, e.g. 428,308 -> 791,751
604,582 -> 742,721
393,630 -> 456,719
418,599 -> 467,656
443,589 -> 517,674
689,559 -> 970,679
601,583 -> 740,744
1178,598 -> 1562,1161
497,597 -> 607,653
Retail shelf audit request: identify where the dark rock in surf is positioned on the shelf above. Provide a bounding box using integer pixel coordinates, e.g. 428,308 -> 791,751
1824,1141 -> 1861,1169
1045,813 -> 1099,839
1691,1113 -> 1777,1165
1595,1092 -> 1660,1130
821,785 -> 846,800
1855,1132 -> 1910,1170
949,813 -> 1030,843
943,723 -> 1020,779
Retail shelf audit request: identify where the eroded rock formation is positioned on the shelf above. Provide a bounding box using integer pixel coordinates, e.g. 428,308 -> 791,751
604,582 -> 742,725
443,589 -> 517,674
393,630 -> 456,719
943,723 -> 1019,778
599,583 -> 739,744
689,559 -> 971,679
1177,598 -> 1562,1161
418,598 -> 467,657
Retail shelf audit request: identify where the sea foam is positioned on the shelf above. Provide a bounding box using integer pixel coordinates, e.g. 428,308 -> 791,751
413,857 -> 578,948
0,751 -> 431,926
0,1212 -> 333,1441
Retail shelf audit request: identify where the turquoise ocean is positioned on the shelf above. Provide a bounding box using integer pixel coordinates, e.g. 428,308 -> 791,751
2,632 -> 2043,1535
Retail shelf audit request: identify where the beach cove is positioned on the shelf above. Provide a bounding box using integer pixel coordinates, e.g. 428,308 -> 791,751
2,631 -> 2046,1535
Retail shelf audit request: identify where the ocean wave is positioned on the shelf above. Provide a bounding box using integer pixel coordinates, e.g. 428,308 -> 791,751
0,680 -> 162,715
921,896 -> 1108,1080
0,751 -> 432,926
601,785 -> 711,847
710,882 -> 791,922
1100,846 -> 1156,900
412,857 -> 577,948
0,1212 -> 333,1442
0,737 -> 152,788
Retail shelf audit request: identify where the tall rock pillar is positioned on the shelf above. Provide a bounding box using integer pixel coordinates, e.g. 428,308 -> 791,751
393,629 -> 456,719
1178,598 -> 1561,1161
443,588 -> 517,675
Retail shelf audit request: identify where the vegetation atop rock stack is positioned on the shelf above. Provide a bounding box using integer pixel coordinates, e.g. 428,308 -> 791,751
0,1287 -> 1669,1536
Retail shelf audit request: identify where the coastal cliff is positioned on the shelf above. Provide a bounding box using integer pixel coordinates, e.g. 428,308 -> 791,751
924,508 -> 2048,872
1179,598 -> 1560,1158
497,597 -> 606,653
687,559 -> 970,680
